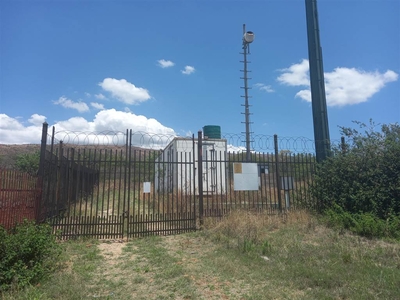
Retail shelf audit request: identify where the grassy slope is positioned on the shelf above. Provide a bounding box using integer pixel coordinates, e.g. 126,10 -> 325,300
2,211 -> 399,300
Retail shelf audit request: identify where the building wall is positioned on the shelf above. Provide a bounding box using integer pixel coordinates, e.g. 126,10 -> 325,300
154,138 -> 227,194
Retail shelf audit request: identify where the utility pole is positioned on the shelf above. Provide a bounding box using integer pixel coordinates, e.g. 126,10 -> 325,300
241,24 -> 255,162
305,0 -> 331,162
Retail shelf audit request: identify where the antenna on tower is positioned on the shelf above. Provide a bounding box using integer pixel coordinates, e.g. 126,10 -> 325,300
240,24 -> 255,162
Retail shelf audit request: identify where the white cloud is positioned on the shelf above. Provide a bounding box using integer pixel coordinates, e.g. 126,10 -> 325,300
277,59 -> 310,86
278,59 -> 398,107
85,92 -> 91,97
295,90 -> 312,102
227,145 -> 246,153
0,114 -> 24,130
0,110 -> 176,148
181,66 -> 195,75
55,109 -> 176,148
0,114 -> 43,144
95,93 -> 106,100
99,78 -> 151,105
323,68 -> 398,106
55,116 -> 93,132
28,114 -> 46,126
254,83 -> 274,93
91,109 -> 175,135
53,96 -> 90,113
157,59 -> 175,68
90,102 -> 105,110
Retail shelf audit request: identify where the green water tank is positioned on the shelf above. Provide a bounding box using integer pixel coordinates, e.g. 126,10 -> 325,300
203,125 -> 221,139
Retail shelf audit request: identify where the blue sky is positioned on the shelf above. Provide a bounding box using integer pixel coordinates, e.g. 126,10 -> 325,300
1,0 -> 399,149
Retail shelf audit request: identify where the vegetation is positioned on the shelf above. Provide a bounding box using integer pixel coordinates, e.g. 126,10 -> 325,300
15,151 -> 40,175
311,121 -> 400,239
0,220 -> 62,292
2,120 -> 399,297
2,211 -> 399,299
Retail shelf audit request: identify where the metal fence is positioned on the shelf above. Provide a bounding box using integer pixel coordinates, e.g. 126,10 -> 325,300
30,124 -> 317,239
0,169 -> 42,229
0,123 -> 319,238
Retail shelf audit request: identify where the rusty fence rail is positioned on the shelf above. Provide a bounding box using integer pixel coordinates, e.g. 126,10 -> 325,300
0,169 -> 41,229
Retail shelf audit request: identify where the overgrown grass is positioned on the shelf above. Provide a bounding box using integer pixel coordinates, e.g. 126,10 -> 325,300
1,238 -> 103,300
323,204 -> 400,240
201,210 -> 400,299
3,210 -> 400,299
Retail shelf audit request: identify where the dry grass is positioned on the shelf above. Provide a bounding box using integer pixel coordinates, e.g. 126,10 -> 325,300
2,209 -> 400,299
200,209 -> 400,299
204,209 -> 315,244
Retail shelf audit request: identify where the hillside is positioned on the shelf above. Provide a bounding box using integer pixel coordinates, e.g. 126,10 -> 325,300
0,143 -> 157,170
0,144 -> 41,169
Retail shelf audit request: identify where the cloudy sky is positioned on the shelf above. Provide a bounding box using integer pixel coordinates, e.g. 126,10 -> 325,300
0,0 -> 399,147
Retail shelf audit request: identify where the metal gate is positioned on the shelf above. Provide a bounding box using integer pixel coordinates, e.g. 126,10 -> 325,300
125,134 -> 197,238
38,126 -> 197,239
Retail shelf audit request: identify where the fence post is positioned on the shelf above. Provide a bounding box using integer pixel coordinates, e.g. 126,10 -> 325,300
49,126 -> 55,154
36,122 -> 48,223
274,134 -> 283,212
125,129 -> 132,239
38,122 -> 48,177
197,131 -> 204,228
55,141 -> 64,217
192,134 -> 196,223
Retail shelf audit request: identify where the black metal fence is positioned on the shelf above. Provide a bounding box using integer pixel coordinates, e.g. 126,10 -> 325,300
37,124 -> 317,239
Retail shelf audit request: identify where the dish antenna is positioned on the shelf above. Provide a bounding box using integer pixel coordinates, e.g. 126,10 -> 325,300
243,31 -> 255,44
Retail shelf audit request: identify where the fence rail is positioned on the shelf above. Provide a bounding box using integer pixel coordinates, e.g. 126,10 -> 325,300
0,169 -> 41,229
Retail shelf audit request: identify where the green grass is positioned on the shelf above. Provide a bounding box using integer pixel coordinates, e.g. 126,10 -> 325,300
2,210 -> 399,299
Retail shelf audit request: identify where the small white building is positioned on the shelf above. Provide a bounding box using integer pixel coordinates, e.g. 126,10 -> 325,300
154,137 -> 227,194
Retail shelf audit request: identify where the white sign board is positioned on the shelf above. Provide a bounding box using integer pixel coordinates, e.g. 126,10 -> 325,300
233,163 -> 259,191
143,182 -> 151,193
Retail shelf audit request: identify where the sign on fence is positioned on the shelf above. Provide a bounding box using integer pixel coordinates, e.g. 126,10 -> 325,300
233,163 -> 259,191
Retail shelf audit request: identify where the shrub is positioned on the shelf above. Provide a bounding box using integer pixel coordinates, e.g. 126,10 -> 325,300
323,205 -> 400,239
0,220 -> 62,291
15,152 -> 40,175
311,121 -> 400,219
310,121 -> 400,239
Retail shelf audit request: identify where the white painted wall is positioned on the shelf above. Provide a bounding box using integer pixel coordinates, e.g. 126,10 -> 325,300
155,138 -> 227,194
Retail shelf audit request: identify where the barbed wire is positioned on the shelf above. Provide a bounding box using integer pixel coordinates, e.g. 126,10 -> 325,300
223,133 -> 341,153
45,129 -> 343,153
49,130 -> 179,150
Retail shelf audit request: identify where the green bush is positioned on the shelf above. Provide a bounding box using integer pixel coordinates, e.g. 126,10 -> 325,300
310,121 -> 400,239
311,121 -> 400,218
0,220 -> 62,291
15,152 -> 40,175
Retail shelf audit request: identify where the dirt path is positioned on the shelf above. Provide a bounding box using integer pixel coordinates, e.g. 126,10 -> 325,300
93,234 -> 253,299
